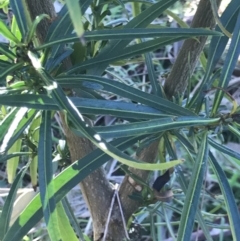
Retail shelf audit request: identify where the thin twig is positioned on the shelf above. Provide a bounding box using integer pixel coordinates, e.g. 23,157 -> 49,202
115,184 -> 130,240
102,188 -> 117,241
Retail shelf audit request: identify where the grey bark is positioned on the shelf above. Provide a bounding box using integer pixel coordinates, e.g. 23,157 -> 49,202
164,0 -> 221,98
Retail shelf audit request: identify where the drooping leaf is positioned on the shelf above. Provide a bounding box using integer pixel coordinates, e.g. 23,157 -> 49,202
25,14 -> 50,44
208,137 -> 240,160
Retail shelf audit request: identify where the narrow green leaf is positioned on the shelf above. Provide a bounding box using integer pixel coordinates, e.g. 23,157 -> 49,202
177,132 -> 208,241
38,111 -> 61,241
211,11 -> 240,115
11,16 -> 22,44
10,0 -> 29,37
209,152 -> 240,240
144,50 -> 163,97
4,136 -> 145,241
0,152 -> 31,164
46,0 -> 93,42
0,108 -> 36,154
72,116 -> 220,138
0,43 -> 16,60
0,164 -> 29,239
45,0 -> 93,62
165,137 -> 213,241
0,94 -> 172,119
65,0 -> 84,38
0,107 -> 18,143
25,14 -> 50,44
36,28 -> 222,50
228,124 -> 240,139
0,94 -> 59,110
0,19 -> 20,44
0,0 -> 9,8
56,75 -> 194,116
208,137 -> 240,160
0,62 -> 25,83
56,201 -> 79,241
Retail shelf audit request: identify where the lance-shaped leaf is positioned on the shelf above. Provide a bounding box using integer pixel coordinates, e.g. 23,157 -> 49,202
56,75 -> 194,116
177,132 -> 209,241
0,108 -> 37,154
0,94 -> 169,119
0,62 -> 25,83
10,0 -> 29,37
65,0 -> 84,38
0,43 -> 16,60
72,116 -> 220,138
0,164 -> 29,239
55,201 -> 79,241
165,136 -> 213,241
36,28 -> 222,50
0,19 -> 20,44
0,107 -> 18,143
209,152 -> 240,240
38,111 -> 62,240
208,137 -> 240,161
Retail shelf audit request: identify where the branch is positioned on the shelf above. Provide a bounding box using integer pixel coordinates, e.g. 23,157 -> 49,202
164,0 -> 221,98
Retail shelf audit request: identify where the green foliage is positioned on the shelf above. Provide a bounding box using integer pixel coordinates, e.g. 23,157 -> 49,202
0,0 -> 239,240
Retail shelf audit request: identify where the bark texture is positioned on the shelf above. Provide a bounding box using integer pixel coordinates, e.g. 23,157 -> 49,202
164,0 -> 221,98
